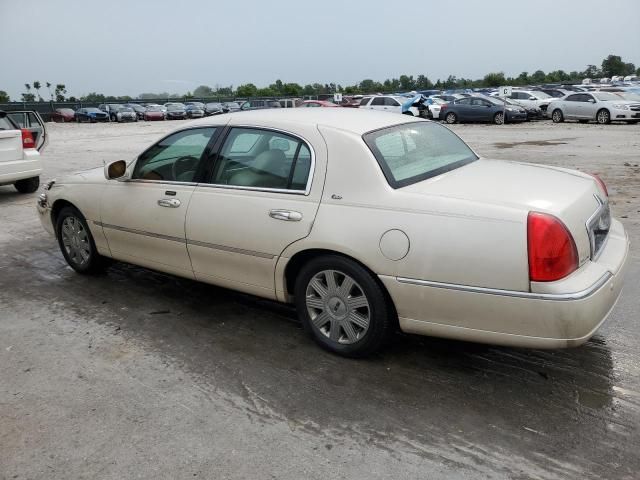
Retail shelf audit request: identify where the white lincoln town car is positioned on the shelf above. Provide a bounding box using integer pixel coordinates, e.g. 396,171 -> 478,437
37,109 -> 629,357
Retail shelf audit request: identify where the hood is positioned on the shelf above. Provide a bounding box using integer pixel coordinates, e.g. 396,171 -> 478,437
55,165 -> 107,185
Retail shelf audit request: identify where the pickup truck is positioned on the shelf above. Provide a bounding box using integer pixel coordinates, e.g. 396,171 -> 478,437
0,110 -> 47,193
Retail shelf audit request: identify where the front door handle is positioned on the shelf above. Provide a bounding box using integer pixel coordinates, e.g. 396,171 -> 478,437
158,198 -> 181,208
269,209 -> 302,221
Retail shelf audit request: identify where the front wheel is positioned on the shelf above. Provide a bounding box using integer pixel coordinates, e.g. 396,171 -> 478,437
294,255 -> 394,357
55,206 -> 107,274
596,109 -> 611,125
444,112 -> 457,124
493,112 -> 505,125
552,109 -> 564,123
14,176 -> 40,193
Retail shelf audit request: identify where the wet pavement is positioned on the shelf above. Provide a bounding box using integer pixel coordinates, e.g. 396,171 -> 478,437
1,121 -> 639,479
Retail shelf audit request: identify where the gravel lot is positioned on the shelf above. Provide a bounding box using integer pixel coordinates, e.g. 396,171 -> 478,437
1,119 -> 639,480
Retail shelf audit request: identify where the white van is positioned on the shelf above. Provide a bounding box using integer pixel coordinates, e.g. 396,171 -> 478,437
0,111 -> 47,193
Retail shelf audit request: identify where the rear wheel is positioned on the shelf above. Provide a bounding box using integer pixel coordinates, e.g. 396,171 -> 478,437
55,206 -> 107,274
551,109 -> 564,123
445,112 -> 457,124
493,112 -> 505,125
596,109 -> 611,125
294,255 -> 394,357
14,176 -> 40,194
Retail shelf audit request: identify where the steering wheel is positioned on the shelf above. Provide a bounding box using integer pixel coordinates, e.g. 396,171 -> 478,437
172,156 -> 198,182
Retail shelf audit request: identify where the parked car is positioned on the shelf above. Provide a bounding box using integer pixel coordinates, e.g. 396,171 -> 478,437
146,103 -> 167,113
222,102 -> 241,113
549,92 -> 640,124
98,104 -> 124,121
165,104 -> 187,120
205,102 -> 225,116
185,102 -> 205,110
493,96 -> 544,120
36,109 -> 629,357
360,95 -> 422,116
186,104 -> 206,119
279,98 -> 301,108
143,106 -> 165,121
508,90 -> 554,117
0,110 -> 46,193
240,99 -> 282,110
422,97 -> 447,120
50,108 -> 76,123
125,104 -> 147,120
298,100 -> 339,108
340,96 -> 362,108
113,106 -> 138,122
75,107 -> 109,123
440,96 -> 527,124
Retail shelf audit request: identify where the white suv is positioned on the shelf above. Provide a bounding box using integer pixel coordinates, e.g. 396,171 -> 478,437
0,111 -> 47,193
360,95 -> 421,116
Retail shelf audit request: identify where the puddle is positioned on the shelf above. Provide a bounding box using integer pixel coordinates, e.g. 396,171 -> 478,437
493,138 -> 577,149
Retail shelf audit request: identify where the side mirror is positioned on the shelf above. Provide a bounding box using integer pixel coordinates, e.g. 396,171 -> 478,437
104,160 -> 129,180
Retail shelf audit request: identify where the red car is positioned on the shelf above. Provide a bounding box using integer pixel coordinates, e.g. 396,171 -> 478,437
50,108 -> 76,122
298,100 -> 340,108
143,107 -> 165,121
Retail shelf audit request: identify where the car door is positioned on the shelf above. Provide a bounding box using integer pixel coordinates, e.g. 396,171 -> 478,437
562,94 -> 581,118
99,126 -> 219,278
453,98 -> 472,120
575,94 -> 597,119
5,111 -> 47,151
385,97 -> 403,113
469,98 -> 492,120
368,96 -> 386,111
185,126 -> 326,299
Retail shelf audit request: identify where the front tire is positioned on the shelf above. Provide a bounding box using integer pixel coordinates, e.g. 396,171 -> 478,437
55,206 -> 107,274
552,109 -> 564,123
445,112 -> 457,124
14,176 -> 40,193
596,109 -> 611,125
493,112 -> 505,125
294,255 -> 394,357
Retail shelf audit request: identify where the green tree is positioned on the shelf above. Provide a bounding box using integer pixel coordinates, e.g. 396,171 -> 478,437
33,81 -> 43,101
193,85 -> 214,97
415,75 -> 433,90
236,83 -> 258,97
54,84 -> 67,102
217,86 -> 233,97
483,72 -> 505,87
0,90 -> 9,102
601,55 -> 634,77
282,83 -> 302,96
399,75 -> 415,91
81,92 -> 106,102
530,70 -> 546,84
256,87 -> 276,97
22,83 -> 35,102
583,64 -> 600,78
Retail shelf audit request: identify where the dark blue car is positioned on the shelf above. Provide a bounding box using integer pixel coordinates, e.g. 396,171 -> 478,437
74,107 -> 109,123
440,96 -> 527,125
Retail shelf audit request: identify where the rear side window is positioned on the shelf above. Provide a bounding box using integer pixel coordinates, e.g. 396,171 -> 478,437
211,128 -> 313,192
363,122 -> 478,188
371,97 -> 385,106
0,116 -> 16,130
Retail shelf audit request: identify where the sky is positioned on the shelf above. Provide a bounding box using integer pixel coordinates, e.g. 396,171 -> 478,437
1,0 -> 639,99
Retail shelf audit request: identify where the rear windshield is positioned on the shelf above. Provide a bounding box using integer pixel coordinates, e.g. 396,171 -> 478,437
363,122 -> 478,188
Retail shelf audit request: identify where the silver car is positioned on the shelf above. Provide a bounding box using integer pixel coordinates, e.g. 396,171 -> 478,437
549,92 -> 640,124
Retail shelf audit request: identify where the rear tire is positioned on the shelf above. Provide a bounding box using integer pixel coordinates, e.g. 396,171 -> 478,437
14,176 -> 40,194
55,206 -> 108,274
445,112 -> 457,124
552,109 -> 564,123
294,255 -> 394,357
596,109 -> 611,125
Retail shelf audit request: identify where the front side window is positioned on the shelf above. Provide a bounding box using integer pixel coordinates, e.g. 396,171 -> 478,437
371,97 -> 385,106
360,97 -> 371,106
132,127 -> 216,182
364,122 -> 478,189
211,128 -> 312,192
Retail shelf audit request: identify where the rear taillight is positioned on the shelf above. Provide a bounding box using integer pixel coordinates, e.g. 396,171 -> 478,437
527,212 -> 578,282
590,173 -> 608,197
21,129 -> 35,149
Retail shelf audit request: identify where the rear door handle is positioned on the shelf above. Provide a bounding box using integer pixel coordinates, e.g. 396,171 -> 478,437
158,198 -> 181,208
269,209 -> 302,221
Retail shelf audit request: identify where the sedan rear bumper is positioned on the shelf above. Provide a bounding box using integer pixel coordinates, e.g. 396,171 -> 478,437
381,219 -> 629,348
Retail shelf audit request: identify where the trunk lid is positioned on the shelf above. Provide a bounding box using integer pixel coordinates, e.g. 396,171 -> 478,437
402,158 -> 606,264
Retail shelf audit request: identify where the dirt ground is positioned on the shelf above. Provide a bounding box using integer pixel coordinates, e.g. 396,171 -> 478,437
1,118 -> 639,480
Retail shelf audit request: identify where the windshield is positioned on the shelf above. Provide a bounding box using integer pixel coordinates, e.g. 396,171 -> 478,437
86,108 -> 101,113
225,102 -> 240,108
167,105 -> 184,111
594,92 -> 625,102
147,107 -> 162,112
617,92 -> 640,101
363,122 -> 478,188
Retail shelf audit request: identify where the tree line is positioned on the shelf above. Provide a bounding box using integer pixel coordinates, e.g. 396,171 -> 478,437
2,54 -> 637,104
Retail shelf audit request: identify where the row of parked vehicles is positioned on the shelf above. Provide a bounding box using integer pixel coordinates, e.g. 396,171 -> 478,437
51,101 -> 244,123
47,82 -> 640,126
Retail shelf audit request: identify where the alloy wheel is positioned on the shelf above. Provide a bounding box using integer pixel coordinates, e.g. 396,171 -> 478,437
494,112 -> 504,125
60,216 -> 91,267
305,270 -> 370,345
597,110 -> 610,124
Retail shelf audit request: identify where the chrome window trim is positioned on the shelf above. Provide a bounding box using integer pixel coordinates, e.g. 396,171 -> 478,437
396,272 -> 612,301
124,179 -> 199,187
205,124 -> 316,196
